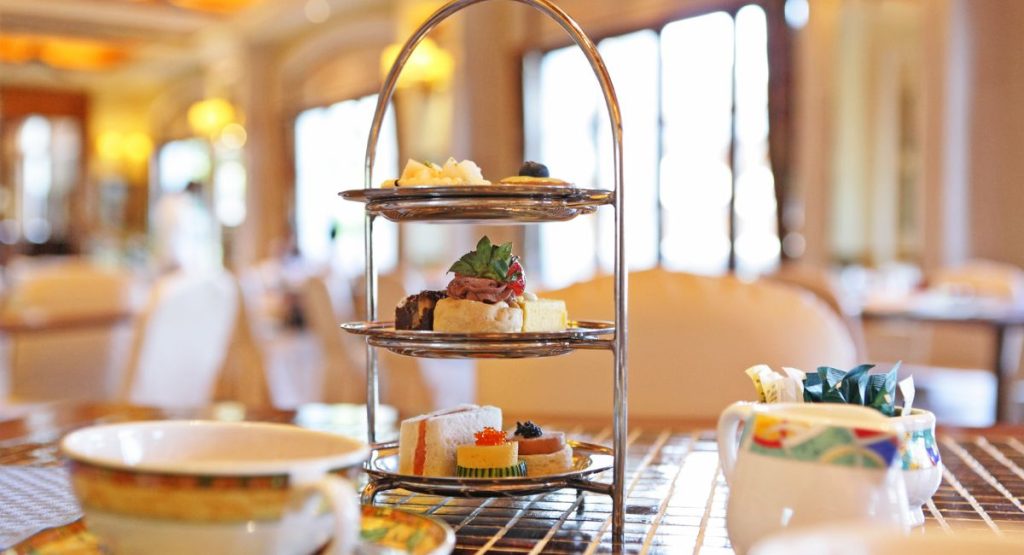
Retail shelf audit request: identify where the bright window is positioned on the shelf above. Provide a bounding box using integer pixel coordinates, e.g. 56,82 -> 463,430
157,139 -> 210,194
528,5 -> 779,289
294,95 -> 399,277
13,115 -> 81,245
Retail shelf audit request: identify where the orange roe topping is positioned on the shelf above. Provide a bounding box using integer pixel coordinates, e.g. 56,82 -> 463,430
474,427 -> 507,446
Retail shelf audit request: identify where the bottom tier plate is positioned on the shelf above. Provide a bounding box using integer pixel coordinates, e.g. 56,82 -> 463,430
364,440 -> 614,498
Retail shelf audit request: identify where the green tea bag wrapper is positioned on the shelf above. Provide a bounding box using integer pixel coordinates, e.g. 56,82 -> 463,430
820,366 -> 849,404
803,372 -> 823,403
866,365 -> 899,416
841,364 -> 874,406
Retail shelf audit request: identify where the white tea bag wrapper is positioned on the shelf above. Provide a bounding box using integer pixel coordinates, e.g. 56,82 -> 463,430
745,364 -> 774,402
899,375 -> 916,413
780,367 -> 806,400
781,367 -> 806,381
761,371 -> 784,403
765,376 -> 803,403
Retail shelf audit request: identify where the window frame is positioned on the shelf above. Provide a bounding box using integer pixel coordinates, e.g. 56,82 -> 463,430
520,0 -> 794,278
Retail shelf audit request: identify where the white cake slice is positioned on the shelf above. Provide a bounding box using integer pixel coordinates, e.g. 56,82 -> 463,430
398,404 -> 502,477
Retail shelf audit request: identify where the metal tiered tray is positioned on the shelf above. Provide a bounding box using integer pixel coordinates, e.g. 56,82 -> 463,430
341,320 -> 614,358
361,440 -> 614,502
339,185 -> 613,223
352,0 -> 629,543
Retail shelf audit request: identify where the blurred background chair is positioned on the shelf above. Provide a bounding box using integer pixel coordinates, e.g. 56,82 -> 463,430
299,273 -> 365,404
477,268 -> 857,420
120,270 -> 241,408
765,263 -> 867,359
1,260 -> 138,403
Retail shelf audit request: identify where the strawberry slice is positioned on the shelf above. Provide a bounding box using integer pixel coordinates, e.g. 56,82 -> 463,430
507,257 -> 526,296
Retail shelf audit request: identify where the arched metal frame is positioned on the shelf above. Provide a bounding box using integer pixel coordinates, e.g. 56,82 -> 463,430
360,0 -> 628,542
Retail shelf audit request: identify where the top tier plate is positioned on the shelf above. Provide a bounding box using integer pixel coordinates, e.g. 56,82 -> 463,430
339,185 -> 614,223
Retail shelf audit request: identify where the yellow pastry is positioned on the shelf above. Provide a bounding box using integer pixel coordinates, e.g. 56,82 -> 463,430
521,298 -> 568,332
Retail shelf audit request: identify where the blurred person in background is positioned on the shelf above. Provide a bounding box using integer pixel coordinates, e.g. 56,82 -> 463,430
152,180 -> 220,274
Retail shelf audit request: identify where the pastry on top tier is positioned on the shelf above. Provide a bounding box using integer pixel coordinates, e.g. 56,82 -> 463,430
383,158 -> 490,187
499,161 -> 569,186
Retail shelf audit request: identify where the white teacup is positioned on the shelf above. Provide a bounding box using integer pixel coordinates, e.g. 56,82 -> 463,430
718,402 -> 911,554
61,420 -> 370,555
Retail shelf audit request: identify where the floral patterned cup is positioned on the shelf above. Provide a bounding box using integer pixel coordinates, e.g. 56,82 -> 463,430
892,407 -> 942,526
61,420 -> 369,555
718,402 -> 911,554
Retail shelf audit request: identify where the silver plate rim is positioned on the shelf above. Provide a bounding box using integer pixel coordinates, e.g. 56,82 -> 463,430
364,440 -> 613,489
340,184 -> 605,201
341,320 -> 615,342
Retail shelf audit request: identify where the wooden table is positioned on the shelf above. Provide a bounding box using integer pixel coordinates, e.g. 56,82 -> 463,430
2,403 -> 1024,553
862,297 -> 1024,423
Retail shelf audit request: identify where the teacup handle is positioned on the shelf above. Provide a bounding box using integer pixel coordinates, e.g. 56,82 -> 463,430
717,401 -> 754,484
285,475 -> 360,555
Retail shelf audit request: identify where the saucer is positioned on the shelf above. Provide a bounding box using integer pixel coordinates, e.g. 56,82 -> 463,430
15,506 -> 455,555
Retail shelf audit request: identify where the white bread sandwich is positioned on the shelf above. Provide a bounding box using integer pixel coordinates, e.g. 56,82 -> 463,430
398,405 -> 502,477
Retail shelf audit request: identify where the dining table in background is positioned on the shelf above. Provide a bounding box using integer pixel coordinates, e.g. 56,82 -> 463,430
2,402 -> 1024,553
861,294 -> 1024,423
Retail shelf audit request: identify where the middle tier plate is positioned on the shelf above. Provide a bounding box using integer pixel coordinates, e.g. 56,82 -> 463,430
341,320 -> 615,358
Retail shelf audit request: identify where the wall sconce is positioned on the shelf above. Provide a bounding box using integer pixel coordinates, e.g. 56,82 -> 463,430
97,130 -> 153,166
380,37 -> 454,89
187,98 -> 237,137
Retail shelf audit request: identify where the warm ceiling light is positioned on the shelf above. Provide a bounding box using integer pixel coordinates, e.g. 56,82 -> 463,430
0,36 -> 36,64
380,37 -> 454,89
188,98 -> 237,137
168,0 -> 259,14
0,34 -> 128,70
39,37 -> 127,70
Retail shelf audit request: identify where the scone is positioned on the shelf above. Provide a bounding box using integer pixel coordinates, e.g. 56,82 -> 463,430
433,298 -> 523,333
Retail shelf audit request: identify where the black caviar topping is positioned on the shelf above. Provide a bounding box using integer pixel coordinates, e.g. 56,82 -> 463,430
514,420 -> 543,439
518,161 -> 550,178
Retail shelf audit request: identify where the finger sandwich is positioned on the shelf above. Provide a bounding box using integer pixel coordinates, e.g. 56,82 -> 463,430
398,404 -> 502,477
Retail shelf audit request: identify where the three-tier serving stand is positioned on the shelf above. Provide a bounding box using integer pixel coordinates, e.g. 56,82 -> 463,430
340,0 -> 628,543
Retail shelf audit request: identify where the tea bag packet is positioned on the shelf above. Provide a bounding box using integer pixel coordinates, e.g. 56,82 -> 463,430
745,365 -> 775,402
764,367 -> 804,403
865,365 -> 900,416
803,371 -> 823,402
899,374 -> 916,413
746,365 -> 804,403
819,364 -> 872,405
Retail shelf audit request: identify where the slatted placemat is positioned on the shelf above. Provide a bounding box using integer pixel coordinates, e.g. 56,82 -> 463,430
3,426 -> 1024,553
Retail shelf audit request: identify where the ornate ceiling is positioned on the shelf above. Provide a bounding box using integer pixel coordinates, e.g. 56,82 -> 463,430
0,0 -> 262,73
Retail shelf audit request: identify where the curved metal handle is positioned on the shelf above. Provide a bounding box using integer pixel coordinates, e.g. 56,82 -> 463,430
363,0 -> 623,195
